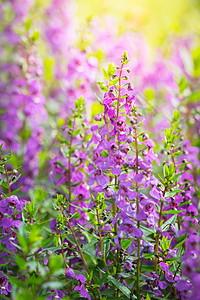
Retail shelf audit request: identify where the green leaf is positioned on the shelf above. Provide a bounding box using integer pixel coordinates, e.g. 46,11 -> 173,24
146,294 -> 151,300
173,110 -> 180,122
58,135 -> 69,145
173,238 -> 187,250
67,118 -> 73,129
161,215 -> 177,230
141,265 -> 154,272
44,57 -> 54,81
60,147 -> 69,158
42,281 -> 65,289
103,240 -> 110,257
161,236 -> 172,252
121,239 -> 132,250
11,187 -> 23,195
177,233 -> 188,243
168,163 -> 174,176
145,89 -> 155,102
31,31 -> 39,41
108,63 -> 116,77
189,89 -> 200,103
8,275 -> 26,288
140,224 -> 155,235
163,163 -> 169,178
55,161 -> 68,171
108,275 -> 134,298
97,82 -> 108,92
162,210 -> 185,215
0,143 -> 4,152
72,129 -> 81,136
83,238 -> 98,257
103,68 -> 109,80
10,174 -> 21,186
122,51 -> 128,61
68,147 -> 74,156
101,150 -> 109,157
165,191 -> 177,198
109,78 -> 119,86
15,255 -> 27,271
173,151 -> 183,157
49,255 -> 63,274
178,77 -> 189,93
11,241 -> 23,252
158,174 -> 165,186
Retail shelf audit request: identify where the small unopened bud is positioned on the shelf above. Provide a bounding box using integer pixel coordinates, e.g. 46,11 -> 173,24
124,259 -> 132,272
98,251 -> 104,257
127,83 -> 133,91
156,227 -> 162,235
130,119 -> 136,125
142,133 -> 149,141
142,150 -> 148,156
94,114 -> 102,122
127,136 -> 134,144
65,267 -> 75,279
118,219 -> 123,225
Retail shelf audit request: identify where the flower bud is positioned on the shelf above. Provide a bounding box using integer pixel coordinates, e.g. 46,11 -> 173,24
94,114 -> 102,122
142,133 -> 149,141
126,135 -> 134,143
65,267 -> 75,279
124,259 -> 132,272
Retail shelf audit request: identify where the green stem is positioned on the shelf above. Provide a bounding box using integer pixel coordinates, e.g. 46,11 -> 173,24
4,163 -> 11,196
60,206 -> 90,274
68,118 -> 75,213
59,230 -> 72,297
113,62 -> 123,226
96,208 -> 109,274
134,121 -> 141,299
59,230 -> 67,273
170,145 -> 181,231
154,200 -> 164,272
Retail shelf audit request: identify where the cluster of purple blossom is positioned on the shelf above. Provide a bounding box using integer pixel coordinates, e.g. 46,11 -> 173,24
41,54 -> 199,299
0,0 -> 199,299
0,1 -> 47,191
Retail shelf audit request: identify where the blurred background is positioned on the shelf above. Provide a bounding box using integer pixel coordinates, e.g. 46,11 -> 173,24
76,0 -> 200,48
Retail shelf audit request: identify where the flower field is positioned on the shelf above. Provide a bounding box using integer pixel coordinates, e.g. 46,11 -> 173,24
0,0 -> 200,299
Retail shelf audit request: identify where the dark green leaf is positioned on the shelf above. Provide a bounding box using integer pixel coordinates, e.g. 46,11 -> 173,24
108,275 -> 133,298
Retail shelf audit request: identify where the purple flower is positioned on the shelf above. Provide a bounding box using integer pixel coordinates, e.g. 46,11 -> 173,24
0,271 -> 12,296
75,274 -> 91,300
0,196 -> 22,215
124,259 -> 132,272
119,217 -> 143,239
119,181 -> 137,200
65,267 -> 75,279
160,262 -> 179,282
